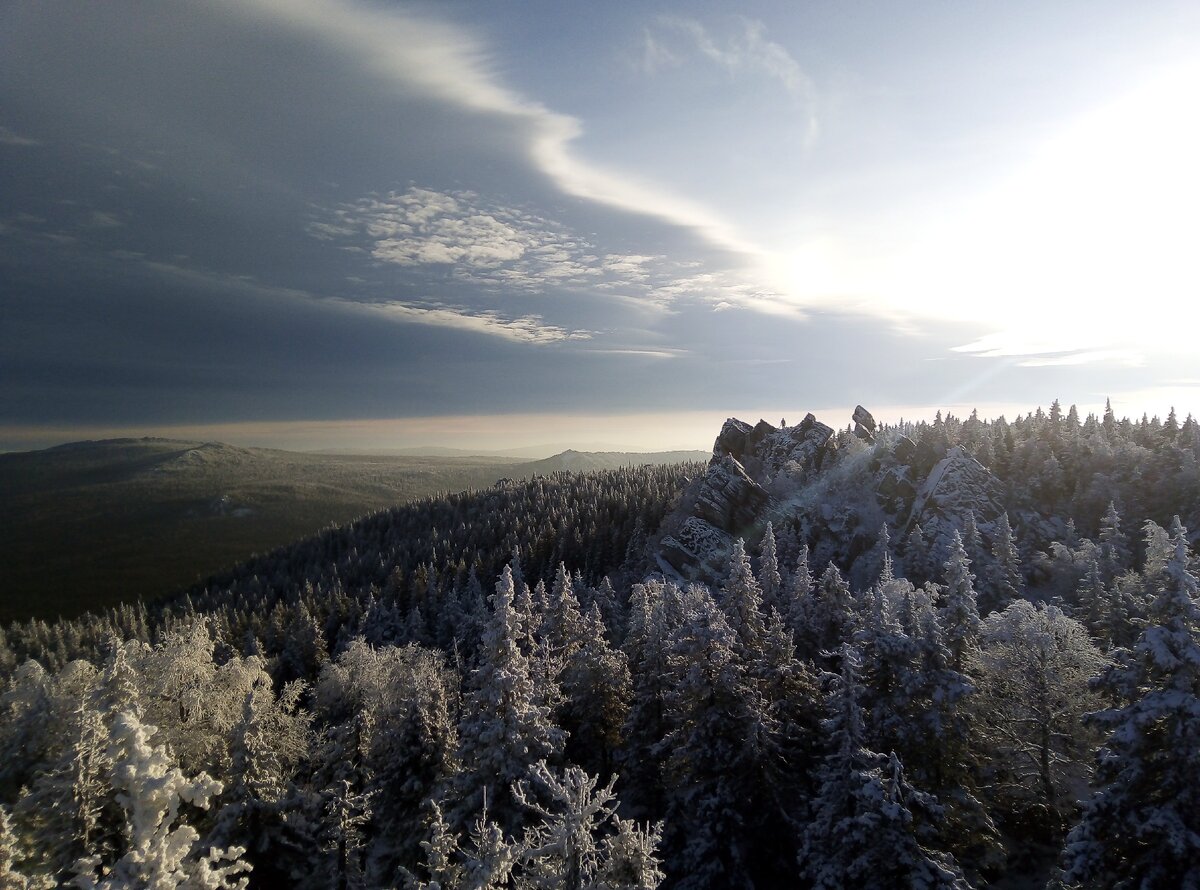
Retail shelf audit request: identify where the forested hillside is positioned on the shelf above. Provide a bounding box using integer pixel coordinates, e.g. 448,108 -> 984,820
2,403 -> 1199,889
0,439 -> 705,622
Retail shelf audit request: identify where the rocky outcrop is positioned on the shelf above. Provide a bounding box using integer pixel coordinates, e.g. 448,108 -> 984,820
694,454 -> 769,533
853,405 -> 876,442
907,445 -> 1005,563
660,516 -> 734,577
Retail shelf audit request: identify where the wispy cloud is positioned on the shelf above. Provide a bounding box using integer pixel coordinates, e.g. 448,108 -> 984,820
644,16 -> 818,144
235,0 -> 757,257
342,301 -> 591,344
135,254 -> 589,346
953,332 -> 1143,368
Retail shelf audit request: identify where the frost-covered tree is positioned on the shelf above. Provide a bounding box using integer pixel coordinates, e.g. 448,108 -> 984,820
513,761 -> 663,890
1141,518 -> 1173,578
451,567 -> 564,833
799,646 -> 970,889
211,672 -> 309,884
782,544 -> 813,640
542,563 -> 587,662
71,711 -> 250,890
721,539 -> 766,652
756,523 -> 782,616
940,532 -> 981,672
1074,558 -> 1106,636
619,583 -> 673,819
903,523 -> 937,587
1097,502 -> 1130,580
973,602 -> 1105,836
15,696 -> 117,881
796,563 -> 854,661
1063,522 -> 1200,888
985,513 -> 1023,613
658,587 -> 773,890
559,604 -> 631,780
1,805 -> 53,890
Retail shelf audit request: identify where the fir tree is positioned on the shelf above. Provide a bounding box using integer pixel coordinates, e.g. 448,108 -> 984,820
799,646 -> 970,889
940,531 -> 981,672
757,523 -> 782,616
450,566 -> 564,833
1063,522 -> 1200,888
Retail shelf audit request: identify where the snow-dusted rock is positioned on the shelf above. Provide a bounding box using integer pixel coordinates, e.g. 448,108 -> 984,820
713,418 -> 754,461
660,516 -> 733,577
852,405 -> 877,442
694,454 -> 769,534
907,445 -> 1004,562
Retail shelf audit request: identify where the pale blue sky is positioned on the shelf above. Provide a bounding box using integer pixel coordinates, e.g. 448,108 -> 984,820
2,0 -> 1198,451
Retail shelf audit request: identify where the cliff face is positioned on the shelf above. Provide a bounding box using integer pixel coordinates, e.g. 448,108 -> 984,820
654,407 -> 1014,585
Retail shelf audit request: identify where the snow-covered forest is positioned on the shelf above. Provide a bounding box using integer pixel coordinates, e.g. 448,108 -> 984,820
2,403 -> 1199,889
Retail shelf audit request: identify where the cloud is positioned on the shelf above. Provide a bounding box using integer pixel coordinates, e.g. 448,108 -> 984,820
638,29 -> 681,75
135,254 -> 589,346
1017,350 -> 1144,368
647,16 -> 818,143
341,301 -> 591,344
233,0 -> 757,257
316,186 -> 788,312
953,332 -> 1143,368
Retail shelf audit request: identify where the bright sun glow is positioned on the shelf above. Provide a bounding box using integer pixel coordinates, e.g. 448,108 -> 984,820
780,58 -> 1200,362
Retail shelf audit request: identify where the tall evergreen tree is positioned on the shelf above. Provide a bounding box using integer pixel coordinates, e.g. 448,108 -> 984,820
799,646 -> 970,889
450,567 -> 564,833
757,523 -> 782,616
940,532 -> 981,672
1063,522 -> 1200,888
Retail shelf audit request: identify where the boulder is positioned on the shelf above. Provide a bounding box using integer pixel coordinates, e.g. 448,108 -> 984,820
852,405 -> 877,442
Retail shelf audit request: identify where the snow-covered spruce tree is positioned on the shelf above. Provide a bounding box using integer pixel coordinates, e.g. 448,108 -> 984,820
984,512 -> 1023,615
542,563 -> 587,662
407,796 -> 518,890
1074,558 -> 1106,637
619,582 -> 674,820
721,538 -> 766,653
15,695 -> 119,882
973,601 -> 1105,838
961,512 -> 990,586
210,673 -> 310,885
323,778 -> 373,890
597,818 -> 666,890
757,522 -> 783,616
513,761 -> 664,890
1097,501 -> 1131,581
903,522 -> 937,588
795,563 -> 854,663
782,544 -> 813,642
449,566 -> 565,834
1,804 -> 53,890
1062,521 -> 1200,888
658,585 -> 774,890
70,711 -> 250,890
559,603 -> 631,780
939,531 -> 981,673
798,645 -> 971,889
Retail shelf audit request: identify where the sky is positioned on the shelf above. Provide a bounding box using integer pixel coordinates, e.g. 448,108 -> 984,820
3,0 -> 1199,452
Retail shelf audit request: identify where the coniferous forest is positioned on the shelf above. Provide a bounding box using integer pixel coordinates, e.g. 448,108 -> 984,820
2,403 -> 1200,889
